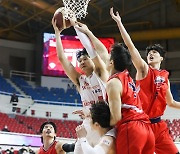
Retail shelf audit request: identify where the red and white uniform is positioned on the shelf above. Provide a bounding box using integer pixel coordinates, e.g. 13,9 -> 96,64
75,71 -> 106,153
136,66 -> 169,118
79,71 -> 106,115
108,70 -> 155,154
136,66 -> 178,154
38,141 -> 57,154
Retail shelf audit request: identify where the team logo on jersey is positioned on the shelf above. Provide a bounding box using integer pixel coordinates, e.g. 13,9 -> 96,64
128,82 -> 137,98
83,100 -> 95,106
82,81 -> 90,90
84,81 -> 89,86
154,76 -> 165,90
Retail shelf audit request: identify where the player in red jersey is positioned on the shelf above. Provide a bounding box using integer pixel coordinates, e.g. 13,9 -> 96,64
36,121 -> 74,154
110,7 -> 180,154
106,43 -> 155,154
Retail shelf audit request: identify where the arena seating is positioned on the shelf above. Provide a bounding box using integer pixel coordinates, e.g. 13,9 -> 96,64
0,112 -> 80,138
1,75 -> 180,140
165,119 -> 180,141
10,76 -> 82,106
0,112 -> 34,134
0,76 -> 19,94
9,76 -> 180,106
170,83 -> 180,101
0,111 -> 179,140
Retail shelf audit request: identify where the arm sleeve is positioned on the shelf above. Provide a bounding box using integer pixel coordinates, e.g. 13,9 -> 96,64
79,138 -> 106,154
62,143 -> 75,152
74,26 -> 97,59
74,139 -> 83,154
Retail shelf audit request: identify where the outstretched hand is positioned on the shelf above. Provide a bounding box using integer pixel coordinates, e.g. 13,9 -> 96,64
72,109 -> 85,119
110,7 -> 121,23
74,21 -> 90,34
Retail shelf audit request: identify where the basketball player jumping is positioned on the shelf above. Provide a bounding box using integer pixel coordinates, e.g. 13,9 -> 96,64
110,7 -> 180,154
52,17 -> 109,153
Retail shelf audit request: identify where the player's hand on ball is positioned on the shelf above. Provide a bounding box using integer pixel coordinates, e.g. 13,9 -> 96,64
74,22 -> 89,34
69,18 -> 77,26
52,17 -> 63,33
53,7 -> 72,31
76,125 -> 87,138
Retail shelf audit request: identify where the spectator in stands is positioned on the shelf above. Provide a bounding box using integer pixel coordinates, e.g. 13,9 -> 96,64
22,149 -> 28,154
72,84 -> 76,90
67,83 -> 71,90
2,125 -> 10,132
0,147 -> 2,154
36,121 -> 75,154
9,147 -> 14,154
18,145 -> 27,154
27,145 -> 35,154
10,93 -> 19,112
4,149 -> 11,154
74,102 -> 116,154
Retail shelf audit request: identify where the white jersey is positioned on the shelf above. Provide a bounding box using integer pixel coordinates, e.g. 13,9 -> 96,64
74,127 -> 117,154
79,71 -> 106,112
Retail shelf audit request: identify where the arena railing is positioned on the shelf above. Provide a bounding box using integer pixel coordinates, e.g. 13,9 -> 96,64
34,99 -> 82,107
0,90 -> 31,99
10,70 -> 36,81
0,131 -> 75,147
0,98 -> 33,114
0,91 -> 34,115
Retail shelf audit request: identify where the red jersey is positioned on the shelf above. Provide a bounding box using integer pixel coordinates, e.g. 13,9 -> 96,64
108,70 -> 149,125
38,141 -> 57,154
136,66 -> 169,118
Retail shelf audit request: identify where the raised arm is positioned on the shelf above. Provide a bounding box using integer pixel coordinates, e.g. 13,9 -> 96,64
74,22 -> 109,82
166,80 -> 180,108
110,7 -> 148,79
75,22 -> 109,64
52,18 -> 80,89
106,78 -> 122,126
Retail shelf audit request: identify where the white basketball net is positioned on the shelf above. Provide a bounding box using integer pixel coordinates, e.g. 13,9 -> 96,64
62,0 -> 90,20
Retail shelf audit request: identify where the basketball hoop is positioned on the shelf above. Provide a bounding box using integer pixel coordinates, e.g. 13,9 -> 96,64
62,0 -> 90,20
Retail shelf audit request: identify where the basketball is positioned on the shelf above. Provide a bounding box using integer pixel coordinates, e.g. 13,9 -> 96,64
53,7 -> 72,30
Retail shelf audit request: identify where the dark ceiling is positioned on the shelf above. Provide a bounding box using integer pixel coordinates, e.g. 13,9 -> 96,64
0,0 -> 180,43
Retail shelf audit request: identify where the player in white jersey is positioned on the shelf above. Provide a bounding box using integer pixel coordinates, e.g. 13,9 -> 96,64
75,102 -> 116,154
72,21 -> 109,116
52,18 -> 109,151
79,71 -> 106,113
